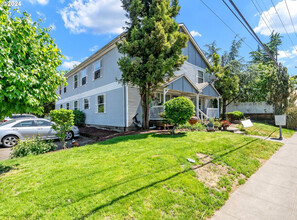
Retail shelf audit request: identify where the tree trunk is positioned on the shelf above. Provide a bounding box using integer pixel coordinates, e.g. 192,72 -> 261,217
141,91 -> 150,130
222,99 -> 227,120
171,126 -> 176,135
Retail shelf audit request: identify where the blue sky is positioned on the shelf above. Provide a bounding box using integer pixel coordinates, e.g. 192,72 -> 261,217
18,0 -> 297,76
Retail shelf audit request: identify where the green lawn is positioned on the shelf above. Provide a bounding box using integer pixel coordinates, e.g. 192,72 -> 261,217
239,122 -> 295,138
0,132 -> 282,219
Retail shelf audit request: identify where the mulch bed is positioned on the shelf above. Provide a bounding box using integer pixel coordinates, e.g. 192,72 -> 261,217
79,126 -> 165,142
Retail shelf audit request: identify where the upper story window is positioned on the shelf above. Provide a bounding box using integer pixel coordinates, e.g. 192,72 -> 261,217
197,71 -> 204,84
66,103 -> 70,110
64,85 -> 67,93
81,69 -> 87,86
84,98 -> 90,110
74,75 -> 78,89
59,86 -> 62,95
74,101 -> 79,110
97,94 -> 105,113
94,59 -> 102,80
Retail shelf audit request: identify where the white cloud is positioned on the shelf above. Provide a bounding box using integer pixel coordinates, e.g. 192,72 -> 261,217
61,61 -> 80,69
49,23 -> 56,30
89,45 -> 99,52
254,0 -> 297,36
190,30 -> 202,38
64,55 -> 72,61
59,0 -> 126,34
36,11 -> 46,21
29,0 -> 49,5
278,45 -> 297,59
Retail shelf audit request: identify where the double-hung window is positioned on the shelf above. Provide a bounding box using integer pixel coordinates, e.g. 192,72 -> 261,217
59,86 -> 62,95
64,85 -> 67,93
84,98 -> 90,110
94,60 -> 102,80
60,104 -> 63,109
81,69 -> 87,85
97,95 -> 105,113
74,101 -> 79,110
74,74 -> 78,89
197,71 -> 204,83
66,103 -> 70,110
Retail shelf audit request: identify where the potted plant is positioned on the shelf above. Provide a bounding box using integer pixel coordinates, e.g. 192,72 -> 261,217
206,117 -> 215,132
188,116 -> 199,125
213,120 -> 222,130
221,120 -> 231,131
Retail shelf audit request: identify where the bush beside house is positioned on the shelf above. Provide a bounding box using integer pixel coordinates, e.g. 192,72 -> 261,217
73,110 -> 86,126
226,111 -> 244,122
164,97 -> 195,134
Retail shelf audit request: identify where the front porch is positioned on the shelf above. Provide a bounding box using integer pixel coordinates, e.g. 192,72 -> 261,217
149,74 -> 221,122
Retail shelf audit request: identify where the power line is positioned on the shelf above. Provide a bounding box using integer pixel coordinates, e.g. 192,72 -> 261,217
222,0 -> 262,46
284,0 -> 297,40
198,0 -> 254,50
270,0 -> 297,52
251,0 -> 291,59
227,0 -> 280,67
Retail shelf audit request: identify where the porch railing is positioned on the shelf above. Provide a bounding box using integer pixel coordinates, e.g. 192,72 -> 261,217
149,106 -> 164,120
198,109 -> 209,122
206,108 -> 219,118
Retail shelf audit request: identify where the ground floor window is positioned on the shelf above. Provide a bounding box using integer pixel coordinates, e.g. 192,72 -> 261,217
60,104 -> 63,109
66,103 -> 70,110
74,101 -> 79,110
97,95 -> 105,113
84,98 -> 90,110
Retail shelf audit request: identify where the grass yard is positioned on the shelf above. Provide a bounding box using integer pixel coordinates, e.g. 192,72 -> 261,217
0,132 -> 282,219
239,122 -> 295,138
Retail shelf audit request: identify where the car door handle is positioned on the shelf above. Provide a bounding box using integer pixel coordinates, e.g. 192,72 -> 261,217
38,128 -> 43,130
12,129 -> 18,131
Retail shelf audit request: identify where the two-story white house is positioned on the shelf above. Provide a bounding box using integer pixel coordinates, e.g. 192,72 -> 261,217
56,24 -> 221,131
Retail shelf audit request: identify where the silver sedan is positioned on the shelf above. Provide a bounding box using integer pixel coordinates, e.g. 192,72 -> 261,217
0,119 -> 80,148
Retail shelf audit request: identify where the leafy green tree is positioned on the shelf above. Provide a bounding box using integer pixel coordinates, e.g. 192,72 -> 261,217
117,0 -> 188,129
49,109 -> 74,149
164,97 -> 194,135
0,6 -> 65,119
203,41 -> 221,62
207,54 -> 239,119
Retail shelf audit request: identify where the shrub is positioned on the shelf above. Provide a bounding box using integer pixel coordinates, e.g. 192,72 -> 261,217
226,111 -> 244,121
50,109 -> 74,149
11,136 -> 56,158
286,107 -> 297,129
165,97 -> 195,134
73,110 -> 86,126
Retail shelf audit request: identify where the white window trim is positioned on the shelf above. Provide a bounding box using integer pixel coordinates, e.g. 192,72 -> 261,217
66,103 -> 70,110
81,69 -> 87,86
60,104 -> 63,109
73,74 -> 79,89
83,97 -> 90,110
93,59 -> 102,81
96,94 -> 106,114
73,100 -> 79,111
197,70 -> 204,84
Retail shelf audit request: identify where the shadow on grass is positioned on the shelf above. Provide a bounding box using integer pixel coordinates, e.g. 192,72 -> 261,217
76,138 -> 260,219
0,164 -> 15,176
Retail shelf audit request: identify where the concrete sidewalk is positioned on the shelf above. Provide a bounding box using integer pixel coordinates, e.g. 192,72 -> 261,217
212,132 -> 297,220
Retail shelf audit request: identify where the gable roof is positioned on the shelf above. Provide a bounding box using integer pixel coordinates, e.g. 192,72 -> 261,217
65,24 -> 210,78
162,74 -> 200,93
197,82 -> 221,97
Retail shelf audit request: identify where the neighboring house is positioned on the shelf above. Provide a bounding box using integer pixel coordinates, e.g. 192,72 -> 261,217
55,24 -> 221,131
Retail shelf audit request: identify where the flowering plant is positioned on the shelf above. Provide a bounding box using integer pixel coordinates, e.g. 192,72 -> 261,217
221,120 -> 231,127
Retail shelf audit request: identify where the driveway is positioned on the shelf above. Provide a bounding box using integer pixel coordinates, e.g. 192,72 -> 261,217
212,132 -> 297,220
0,147 -> 11,161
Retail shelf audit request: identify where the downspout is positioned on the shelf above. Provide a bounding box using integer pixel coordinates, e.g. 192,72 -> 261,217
124,84 -> 129,131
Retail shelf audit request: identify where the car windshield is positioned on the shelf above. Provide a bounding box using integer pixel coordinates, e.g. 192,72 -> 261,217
0,120 -> 16,126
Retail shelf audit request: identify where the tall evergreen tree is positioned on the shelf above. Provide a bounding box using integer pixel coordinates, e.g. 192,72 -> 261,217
117,0 -> 188,129
203,41 -> 221,62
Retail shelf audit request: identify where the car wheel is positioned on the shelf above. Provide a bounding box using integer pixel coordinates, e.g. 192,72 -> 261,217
2,135 -> 19,148
65,131 -> 74,140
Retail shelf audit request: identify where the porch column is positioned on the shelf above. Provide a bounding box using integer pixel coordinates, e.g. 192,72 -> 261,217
196,94 -> 200,119
217,97 -> 220,118
163,88 -> 168,110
